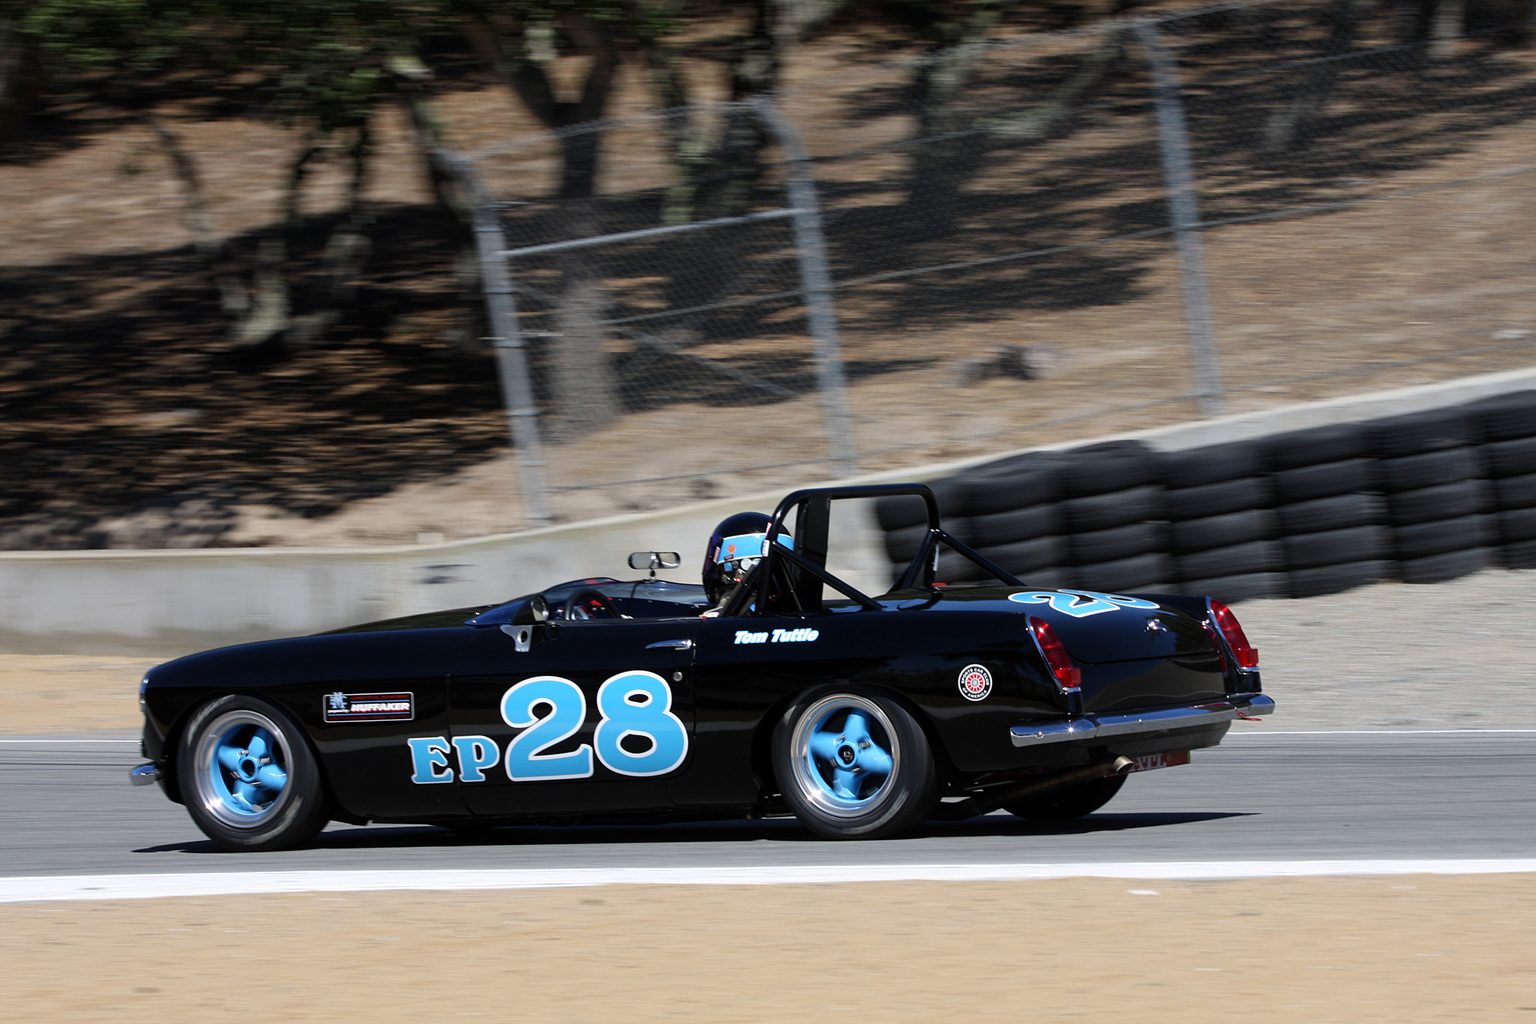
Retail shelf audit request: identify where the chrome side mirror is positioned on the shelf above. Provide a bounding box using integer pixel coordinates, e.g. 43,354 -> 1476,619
628,551 -> 682,576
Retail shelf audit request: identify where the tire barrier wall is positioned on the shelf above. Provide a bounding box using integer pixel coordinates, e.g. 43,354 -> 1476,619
876,390 -> 1536,603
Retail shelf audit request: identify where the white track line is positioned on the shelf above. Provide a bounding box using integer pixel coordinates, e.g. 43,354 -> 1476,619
5,860 -> 1536,904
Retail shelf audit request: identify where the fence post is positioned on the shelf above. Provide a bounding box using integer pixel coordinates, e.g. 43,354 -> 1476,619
752,96 -> 860,478
1133,17 -> 1225,418
441,149 -> 553,524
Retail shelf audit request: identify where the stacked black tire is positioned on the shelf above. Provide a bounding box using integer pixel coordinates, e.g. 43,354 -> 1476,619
1263,423 -> 1394,598
961,454 -> 1070,589
1470,390 -> 1536,569
877,387 -> 1536,600
1161,440 -> 1284,603
1055,442 -> 1171,593
1367,408 -> 1492,584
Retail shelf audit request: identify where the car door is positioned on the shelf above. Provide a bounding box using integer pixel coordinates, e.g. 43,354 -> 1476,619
443,616 -> 699,817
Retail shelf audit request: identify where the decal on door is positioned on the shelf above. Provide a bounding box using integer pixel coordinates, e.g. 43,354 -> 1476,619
1007,590 -> 1160,618
408,671 -> 689,784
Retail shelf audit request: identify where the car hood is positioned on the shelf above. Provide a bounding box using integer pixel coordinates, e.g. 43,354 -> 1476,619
316,605 -> 494,635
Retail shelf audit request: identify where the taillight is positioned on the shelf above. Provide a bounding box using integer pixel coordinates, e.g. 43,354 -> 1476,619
1201,621 -> 1229,674
1028,615 -> 1082,692
1207,599 -> 1258,670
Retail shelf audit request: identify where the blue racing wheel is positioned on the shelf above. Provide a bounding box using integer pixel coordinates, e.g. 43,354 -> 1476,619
773,692 -> 937,839
178,695 -> 329,851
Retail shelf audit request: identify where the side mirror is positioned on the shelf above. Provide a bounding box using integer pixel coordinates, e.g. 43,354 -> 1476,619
628,551 -> 682,573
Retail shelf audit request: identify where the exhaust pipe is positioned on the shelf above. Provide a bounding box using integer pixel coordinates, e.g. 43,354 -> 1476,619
932,756 -> 1133,821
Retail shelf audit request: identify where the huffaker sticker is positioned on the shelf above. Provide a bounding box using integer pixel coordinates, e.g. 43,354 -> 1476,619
324,691 -> 415,723
957,664 -> 993,702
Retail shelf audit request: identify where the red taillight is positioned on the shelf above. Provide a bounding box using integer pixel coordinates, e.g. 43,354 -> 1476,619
1028,615 -> 1082,692
1201,621 -> 1229,673
1208,599 -> 1259,670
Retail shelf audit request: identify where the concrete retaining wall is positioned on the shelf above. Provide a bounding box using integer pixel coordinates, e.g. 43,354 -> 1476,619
7,365 -> 1536,656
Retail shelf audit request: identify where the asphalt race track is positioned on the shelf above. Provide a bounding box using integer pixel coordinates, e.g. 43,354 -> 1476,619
4,729 -> 1535,881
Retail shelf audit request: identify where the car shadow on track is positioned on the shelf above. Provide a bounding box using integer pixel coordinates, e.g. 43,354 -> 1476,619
131,810 -> 1253,855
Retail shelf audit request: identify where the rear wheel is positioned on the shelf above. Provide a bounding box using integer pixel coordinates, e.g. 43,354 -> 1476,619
1004,772 -> 1127,821
178,695 -> 329,851
773,692 -> 937,840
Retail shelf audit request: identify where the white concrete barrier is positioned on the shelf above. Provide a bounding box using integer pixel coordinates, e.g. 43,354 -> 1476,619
5,366 -> 1535,655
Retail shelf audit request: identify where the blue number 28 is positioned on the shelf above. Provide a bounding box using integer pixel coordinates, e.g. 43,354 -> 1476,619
501,671 -> 688,781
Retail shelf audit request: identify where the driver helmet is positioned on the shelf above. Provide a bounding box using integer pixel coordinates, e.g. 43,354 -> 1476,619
703,512 -> 792,604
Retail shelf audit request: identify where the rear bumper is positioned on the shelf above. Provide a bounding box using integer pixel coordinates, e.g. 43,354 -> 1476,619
1009,693 -> 1275,748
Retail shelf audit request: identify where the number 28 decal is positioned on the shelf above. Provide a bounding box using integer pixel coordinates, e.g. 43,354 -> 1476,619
1008,589 -> 1159,618
407,670 -> 688,785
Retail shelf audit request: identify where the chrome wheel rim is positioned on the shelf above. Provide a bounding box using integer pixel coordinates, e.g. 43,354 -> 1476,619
190,710 -> 294,831
789,695 -> 900,820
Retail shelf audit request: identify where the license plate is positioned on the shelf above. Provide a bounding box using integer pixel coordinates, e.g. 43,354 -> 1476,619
1126,751 -> 1191,773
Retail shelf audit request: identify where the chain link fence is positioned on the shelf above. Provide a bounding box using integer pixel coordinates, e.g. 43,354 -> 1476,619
450,0 -> 1536,526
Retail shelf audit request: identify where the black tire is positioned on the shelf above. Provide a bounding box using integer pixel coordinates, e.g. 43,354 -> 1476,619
1496,508 -> 1536,544
1060,485 -> 1162,533
1068,552 -> 1172,593
1283,525 -> 1391,570
961,454 -> 1064,514
1469,390 -> 1536,443
1276,493 -> 1385,535
1177,540 -> 1285,580
1068,521 -> 1165,565
875,477 -> 969,531
1377,447 -> 1481,492
1169,508 -> 1278,553
1265,423 -> 1365,470
1493,472 -> 1536,511
1165,477 -> 1274,520
975,535 -> 1066,576
1271,458 -> 1376,504
1484,436 -> 1536,479
935,549 -> 990,584
1004,773 -> 1127,821
1399,547 -> 1490,585
1060,441 -> 1159,498
177,694 -> 330,852
1386,480 -> 1489,527
1177,572 -> 1288,603
1364,408 -> 1471,459
1159,441 -> 1264,489
969,504 -> 1060,547
884,523 -> 924,563
1392,514 -> 1491,560
773,692 -> 938,840
1501,539 -> 1536,569
1288,559 -> 1395,598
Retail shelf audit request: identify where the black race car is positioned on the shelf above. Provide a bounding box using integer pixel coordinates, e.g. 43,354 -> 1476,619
130,484 -> 1273,851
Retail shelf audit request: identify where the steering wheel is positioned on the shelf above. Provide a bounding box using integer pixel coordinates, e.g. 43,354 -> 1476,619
562,587 -> 623,621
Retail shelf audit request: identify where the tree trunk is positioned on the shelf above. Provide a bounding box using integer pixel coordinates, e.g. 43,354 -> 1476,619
551,206 -> 615,441
1261,0 -> 1360,154
0,19 -> 38,140
392,54 -> 484,351
1431,0 -> 1466,58
692,1 -> 778,219
463,15 -> 620,201
905,4 -> 1001,231
143,115 -> 249,318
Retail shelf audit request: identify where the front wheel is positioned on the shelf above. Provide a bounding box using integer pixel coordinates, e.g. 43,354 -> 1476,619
1004,772 -> 1126,821
177,695 -> 330,851
773,692 -> 938,839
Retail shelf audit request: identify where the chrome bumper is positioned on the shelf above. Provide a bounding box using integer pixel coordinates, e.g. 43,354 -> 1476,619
1010,694 -> 1275,748
128,763 -> 161,787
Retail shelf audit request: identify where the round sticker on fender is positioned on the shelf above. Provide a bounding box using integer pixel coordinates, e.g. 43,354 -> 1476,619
958,664 -> 993,701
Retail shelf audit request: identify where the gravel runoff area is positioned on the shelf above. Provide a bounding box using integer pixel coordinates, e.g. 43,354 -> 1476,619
3,566 -> 1534,735
3,570 -> 1535,1021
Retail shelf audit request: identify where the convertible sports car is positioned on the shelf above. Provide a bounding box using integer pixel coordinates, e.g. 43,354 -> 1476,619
130,484 -> 1273,851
